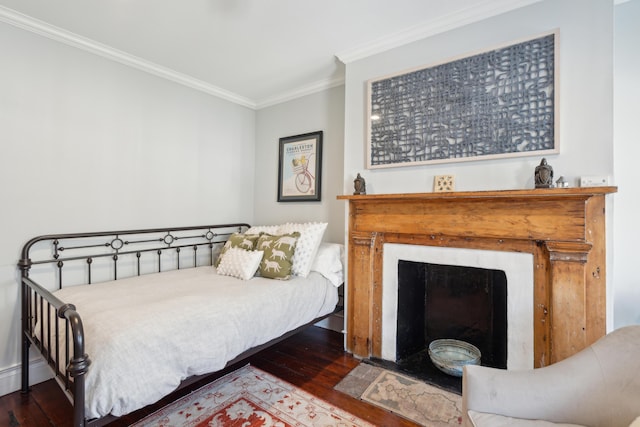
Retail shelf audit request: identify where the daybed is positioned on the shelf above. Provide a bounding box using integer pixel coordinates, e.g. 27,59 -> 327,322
19,223 -> 342,427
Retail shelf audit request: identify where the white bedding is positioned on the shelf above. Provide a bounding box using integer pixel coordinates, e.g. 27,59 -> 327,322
50,266 -> 339,419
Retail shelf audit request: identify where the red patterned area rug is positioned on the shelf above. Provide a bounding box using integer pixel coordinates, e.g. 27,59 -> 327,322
132,364 -> 375,427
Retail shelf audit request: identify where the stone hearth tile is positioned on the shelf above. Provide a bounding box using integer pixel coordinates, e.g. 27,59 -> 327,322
335,363 -> 384,399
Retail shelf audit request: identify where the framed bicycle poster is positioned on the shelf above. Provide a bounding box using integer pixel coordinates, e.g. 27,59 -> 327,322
277,131 -> 323,202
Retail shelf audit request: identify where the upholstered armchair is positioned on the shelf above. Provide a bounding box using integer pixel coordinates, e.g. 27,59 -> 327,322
462,325 -> 640,427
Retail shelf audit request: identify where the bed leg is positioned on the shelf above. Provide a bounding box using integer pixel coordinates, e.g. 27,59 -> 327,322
60,304 -> 91,427
21,333 -> 30,393
69,354 -> 90,427
20,269 -> 31,394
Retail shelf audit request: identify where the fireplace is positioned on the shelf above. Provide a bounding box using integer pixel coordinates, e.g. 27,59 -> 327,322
338,188 -> 616,367
379,244 -> 533,390
396,260 -> 507,368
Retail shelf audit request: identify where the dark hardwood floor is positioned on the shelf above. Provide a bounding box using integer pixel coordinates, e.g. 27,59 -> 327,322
2,327 -> 419,427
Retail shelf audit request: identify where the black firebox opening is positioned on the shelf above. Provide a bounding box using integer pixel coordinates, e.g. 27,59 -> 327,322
394,260 -> 507,391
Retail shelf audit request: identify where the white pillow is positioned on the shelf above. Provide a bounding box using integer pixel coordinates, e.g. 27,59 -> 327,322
216,247 -> 263,280
310,243 -> 344,287
278,222 -> 327,277
245,224 -> 280,235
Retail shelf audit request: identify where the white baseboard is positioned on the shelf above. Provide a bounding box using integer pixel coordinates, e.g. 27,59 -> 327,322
0,358 -> 54,397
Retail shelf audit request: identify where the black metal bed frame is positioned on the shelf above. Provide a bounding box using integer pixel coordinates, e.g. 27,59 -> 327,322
18,223 -> 339,427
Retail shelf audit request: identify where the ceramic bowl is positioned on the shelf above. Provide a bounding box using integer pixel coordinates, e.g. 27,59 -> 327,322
428,339 -> 481,377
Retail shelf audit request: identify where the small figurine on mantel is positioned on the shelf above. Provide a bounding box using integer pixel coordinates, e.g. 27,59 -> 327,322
555,176 -> 569,188
534,158 -> 554,188
353,173 -> 366,195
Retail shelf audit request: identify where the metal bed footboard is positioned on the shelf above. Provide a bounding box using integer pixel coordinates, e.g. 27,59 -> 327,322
19,223 -> 249,427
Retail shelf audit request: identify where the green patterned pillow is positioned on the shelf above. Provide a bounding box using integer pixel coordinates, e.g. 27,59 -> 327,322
215,233 -> 260,267
256,232 -> 300,280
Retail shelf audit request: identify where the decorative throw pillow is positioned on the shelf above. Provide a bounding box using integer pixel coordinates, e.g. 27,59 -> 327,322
214,232 -> 260,267
256,232 -> 300,280
278,222 -> 328,277
216,247 -> 263,280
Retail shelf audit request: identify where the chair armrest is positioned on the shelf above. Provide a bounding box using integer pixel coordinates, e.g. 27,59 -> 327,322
462,347 -> 607,427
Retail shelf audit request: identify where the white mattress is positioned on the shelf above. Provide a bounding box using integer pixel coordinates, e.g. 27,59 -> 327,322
51,266 -> 339,419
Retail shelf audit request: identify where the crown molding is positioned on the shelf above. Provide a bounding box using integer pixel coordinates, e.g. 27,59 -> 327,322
2,0 -> 548,110
255,75 -> 345,109
0,5 -> 257,109
336,0 -> 543,64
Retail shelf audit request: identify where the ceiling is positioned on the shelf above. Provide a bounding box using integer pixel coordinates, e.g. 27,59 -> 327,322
0,0 -> 541,109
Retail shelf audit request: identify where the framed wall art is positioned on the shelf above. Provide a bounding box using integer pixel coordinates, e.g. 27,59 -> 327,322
277,131 -> 323,202
366,30 -> 558,169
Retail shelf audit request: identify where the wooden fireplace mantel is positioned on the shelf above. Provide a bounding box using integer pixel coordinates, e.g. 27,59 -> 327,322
338,187 -> 617,367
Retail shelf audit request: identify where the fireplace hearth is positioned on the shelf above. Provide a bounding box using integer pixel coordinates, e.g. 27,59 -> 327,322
339,187 -> 617,367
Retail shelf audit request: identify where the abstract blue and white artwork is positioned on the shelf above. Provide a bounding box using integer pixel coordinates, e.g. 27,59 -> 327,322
367,31 -> 557,169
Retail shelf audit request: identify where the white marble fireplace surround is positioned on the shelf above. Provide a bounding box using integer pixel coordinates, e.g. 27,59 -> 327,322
381,243 -> 534,370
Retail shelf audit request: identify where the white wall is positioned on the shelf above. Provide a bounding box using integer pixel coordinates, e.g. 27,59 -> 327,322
254,86 -> 345,243
0,21 -> 255,395
344,0 -> 613,195
613,0 -> 640,328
